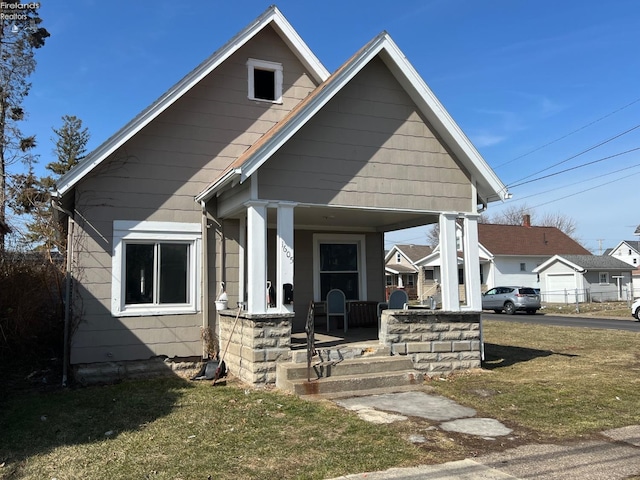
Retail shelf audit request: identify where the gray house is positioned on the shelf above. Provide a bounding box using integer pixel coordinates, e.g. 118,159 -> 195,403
54,7 -> 509,385
533,255 -> 633,303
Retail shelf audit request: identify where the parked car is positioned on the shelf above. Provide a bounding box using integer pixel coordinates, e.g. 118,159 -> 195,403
632,299 -> 640,321
482,286 -> 541,315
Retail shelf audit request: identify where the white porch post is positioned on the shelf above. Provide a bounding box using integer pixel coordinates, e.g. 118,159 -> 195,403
276,202 -> 296,313
238,214 -> 246,308
246,201 -> 268,313
462,214 -> 482,311
439,212 -> 460,311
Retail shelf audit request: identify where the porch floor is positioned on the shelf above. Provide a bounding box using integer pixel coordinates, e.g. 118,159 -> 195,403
291,326 -> 379,350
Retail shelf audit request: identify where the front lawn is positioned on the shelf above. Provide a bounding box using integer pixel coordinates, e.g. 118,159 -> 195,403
2,319 -> 640,479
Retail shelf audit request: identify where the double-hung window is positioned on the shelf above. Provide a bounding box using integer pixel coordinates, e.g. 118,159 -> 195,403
313,234 -> 366,301
112,221 -> 201,317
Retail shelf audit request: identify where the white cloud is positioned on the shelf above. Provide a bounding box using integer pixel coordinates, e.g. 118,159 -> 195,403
471,133 -> 507,147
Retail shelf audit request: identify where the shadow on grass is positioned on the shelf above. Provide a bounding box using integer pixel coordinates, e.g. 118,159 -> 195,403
0,375 -> 191,474
483,343 -> 579,370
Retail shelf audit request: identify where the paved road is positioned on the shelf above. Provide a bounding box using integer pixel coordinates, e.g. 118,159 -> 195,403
482,311 -> 640,332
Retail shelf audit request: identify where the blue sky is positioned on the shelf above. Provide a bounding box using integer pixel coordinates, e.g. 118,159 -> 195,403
17,0 -> 640,253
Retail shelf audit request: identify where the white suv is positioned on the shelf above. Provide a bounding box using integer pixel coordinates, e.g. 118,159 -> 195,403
632,299 -> 640,321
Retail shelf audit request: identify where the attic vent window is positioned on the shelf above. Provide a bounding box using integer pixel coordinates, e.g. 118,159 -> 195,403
247,58 -> 283,103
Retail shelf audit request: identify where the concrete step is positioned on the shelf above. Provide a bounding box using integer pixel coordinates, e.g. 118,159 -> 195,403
290,344 -> 391,363
278,355 -> 415,382
276,355 -> 423,396
283,369 -> 424,396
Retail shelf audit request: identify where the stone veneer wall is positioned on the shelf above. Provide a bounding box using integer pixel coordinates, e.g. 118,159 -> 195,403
217,310 -> 294,385
380,310 -> 482,376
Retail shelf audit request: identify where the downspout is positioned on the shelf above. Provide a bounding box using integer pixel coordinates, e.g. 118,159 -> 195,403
52,198 -> 74,387
200,201 -> 209,359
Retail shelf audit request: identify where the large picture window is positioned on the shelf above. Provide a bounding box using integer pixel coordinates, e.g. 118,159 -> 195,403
112,221 -> 201,317
313,234 -> 367,302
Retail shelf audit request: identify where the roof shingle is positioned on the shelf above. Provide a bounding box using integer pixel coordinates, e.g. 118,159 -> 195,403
478,223 -> 590,256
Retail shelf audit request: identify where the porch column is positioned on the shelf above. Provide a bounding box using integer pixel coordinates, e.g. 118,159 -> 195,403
439,212 -> 460,311
238,215 -> 246,308
462,214 -> 482,311
276,202 -> 296,313
246,201 -> 268,313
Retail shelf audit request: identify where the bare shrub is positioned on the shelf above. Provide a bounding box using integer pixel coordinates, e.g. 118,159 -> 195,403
0,251 -> 64,362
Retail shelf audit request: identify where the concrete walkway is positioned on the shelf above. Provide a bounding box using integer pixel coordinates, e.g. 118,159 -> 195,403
327,392 -> 640,480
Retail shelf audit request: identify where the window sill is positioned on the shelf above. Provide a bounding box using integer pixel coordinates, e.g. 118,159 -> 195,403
113,306 -> 198,317
248,96 -> 283,105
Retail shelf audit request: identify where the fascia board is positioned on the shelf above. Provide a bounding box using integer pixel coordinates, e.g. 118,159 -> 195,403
195,168 -> 241,203
377,37 -> 509,203
479,243 -> 494,260
533,255 -> 584,273
384,245 -> 400,262
415,251 -> 440,266
56,7 -> 328,198
270,8 -> 329,82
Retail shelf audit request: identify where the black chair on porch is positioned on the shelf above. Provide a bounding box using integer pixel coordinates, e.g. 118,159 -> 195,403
326,289 -> 348,333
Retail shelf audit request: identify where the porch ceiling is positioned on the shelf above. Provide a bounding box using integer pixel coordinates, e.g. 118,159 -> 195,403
229,204 -> 440,233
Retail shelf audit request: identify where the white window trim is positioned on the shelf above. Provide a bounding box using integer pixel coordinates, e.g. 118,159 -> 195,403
247,58 -> 283,104
313,233 -> 367,302
111,221 -> 202,317
599,272 -> 609,285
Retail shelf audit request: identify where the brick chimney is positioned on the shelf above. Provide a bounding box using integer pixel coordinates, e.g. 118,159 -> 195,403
523,214 -> 531,227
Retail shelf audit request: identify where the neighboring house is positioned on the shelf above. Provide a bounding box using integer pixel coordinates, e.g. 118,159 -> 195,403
533,255 -> 633,303
384,244 -> 432,300
606,240 -> 640,295
477,216 -> 591,289
414,215 -> 590,301
53,7 -> 508,383
607,240 -> 640,267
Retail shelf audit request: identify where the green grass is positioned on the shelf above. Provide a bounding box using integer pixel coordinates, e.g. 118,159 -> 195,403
2,318 -> 640,478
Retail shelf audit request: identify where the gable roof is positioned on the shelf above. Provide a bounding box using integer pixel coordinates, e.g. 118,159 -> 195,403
533,254 -> 633,273
385,244 -> 433,264
195,32 -> 509,205
385,264 -> 419,274
609,240 -> 640,255
478,223 -> 590,256
54,6 -> 329,198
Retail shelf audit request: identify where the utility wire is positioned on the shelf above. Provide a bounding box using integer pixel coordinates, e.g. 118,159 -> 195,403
512,161 -> 640,202
529,170 -> 640,209
508,146 -> 640,189
506,123 -> 640,187
494,96 -> 640,169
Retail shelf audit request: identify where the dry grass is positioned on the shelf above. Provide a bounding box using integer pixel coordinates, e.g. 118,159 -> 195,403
431,319 -> 640,439
0,377 -> 422,480
2,317 -> 640,478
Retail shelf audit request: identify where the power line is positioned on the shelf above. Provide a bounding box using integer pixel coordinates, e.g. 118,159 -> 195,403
494,96 -> 640,169
506,123 -> 640,188
511,161 -> 640,202
528,170 -> 640,209
508,146 -> 640,189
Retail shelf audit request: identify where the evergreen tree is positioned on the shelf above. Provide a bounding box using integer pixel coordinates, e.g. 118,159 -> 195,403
9,115 -> 89,254
0,2 -> 50,250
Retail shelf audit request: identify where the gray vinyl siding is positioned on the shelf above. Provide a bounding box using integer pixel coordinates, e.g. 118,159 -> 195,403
69,26 -> 320,364
258,57 -> 473,212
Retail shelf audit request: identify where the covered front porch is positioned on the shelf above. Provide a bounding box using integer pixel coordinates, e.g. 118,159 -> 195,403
210,198 -> 485,386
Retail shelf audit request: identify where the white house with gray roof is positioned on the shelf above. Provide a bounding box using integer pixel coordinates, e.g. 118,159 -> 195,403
533,254 -> 633,303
